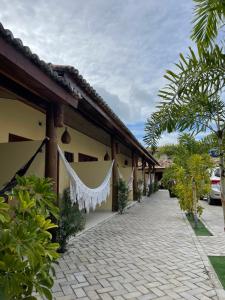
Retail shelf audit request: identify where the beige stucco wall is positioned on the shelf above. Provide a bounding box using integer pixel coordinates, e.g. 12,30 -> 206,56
0,140 -> 45,188
58,126 -> 110,163
117,153 -> 132,168
0,99 -> 45,142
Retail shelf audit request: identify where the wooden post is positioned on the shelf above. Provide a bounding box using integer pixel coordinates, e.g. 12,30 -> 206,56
45,104 -> 58,194
132,153 -> 138,200
142,159 -> 146,196
54,104 -> 64,128
148,164 -> 152,195
111,136 -> 118,211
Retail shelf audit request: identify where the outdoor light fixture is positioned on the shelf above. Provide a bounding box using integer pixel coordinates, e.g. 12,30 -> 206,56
104,149 -> 110,161
61,127 -> 71,144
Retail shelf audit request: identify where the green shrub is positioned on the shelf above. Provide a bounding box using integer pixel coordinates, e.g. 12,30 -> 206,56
135,180 -> 143,202
118,179 -> 128,214
147,183 -> 153,196
0,176 -> 59,300
57,189 -> 85,253
174,154 -> 212,216
153,181 -> 159,192
147,182 -> 158,196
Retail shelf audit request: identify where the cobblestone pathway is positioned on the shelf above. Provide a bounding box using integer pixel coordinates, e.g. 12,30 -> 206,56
52,191 -> 219,300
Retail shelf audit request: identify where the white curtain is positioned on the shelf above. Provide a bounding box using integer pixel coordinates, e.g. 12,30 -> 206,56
58,146 -> 114,212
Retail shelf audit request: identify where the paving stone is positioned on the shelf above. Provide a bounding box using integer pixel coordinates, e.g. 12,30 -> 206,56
73,287 -> 86,298
123,291 -> 142,299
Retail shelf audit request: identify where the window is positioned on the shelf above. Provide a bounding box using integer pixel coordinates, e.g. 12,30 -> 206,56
78,153 -> 98,162
8,133 -> 32,142
65,151 -> 74,163
214,168 -> 221,178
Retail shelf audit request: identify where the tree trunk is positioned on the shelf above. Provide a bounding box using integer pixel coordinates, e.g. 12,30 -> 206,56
218,136 -> 225,231
192,178 -> 198,227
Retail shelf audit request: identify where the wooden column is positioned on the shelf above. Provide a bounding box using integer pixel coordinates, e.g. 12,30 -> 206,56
142,159 -> 146,196
45,104 -> 58,194
132,152 -> 138,200
111,136 -> 118,211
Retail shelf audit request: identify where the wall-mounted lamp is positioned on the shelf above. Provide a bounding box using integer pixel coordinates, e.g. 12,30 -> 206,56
61,127 -> 71,144
104,148 -> 110,161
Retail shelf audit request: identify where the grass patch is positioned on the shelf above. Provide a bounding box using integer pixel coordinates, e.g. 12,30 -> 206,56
186,213 -> 212,236
209,256 -> 225,289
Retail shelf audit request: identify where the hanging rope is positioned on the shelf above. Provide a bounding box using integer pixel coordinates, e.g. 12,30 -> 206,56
58,146 -> 114,212
0,138 -> 48,196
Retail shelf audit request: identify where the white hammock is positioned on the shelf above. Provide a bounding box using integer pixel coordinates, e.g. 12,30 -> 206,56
127,168 -> 134,192
58,146 -> 114,212
118,166 -> 134,192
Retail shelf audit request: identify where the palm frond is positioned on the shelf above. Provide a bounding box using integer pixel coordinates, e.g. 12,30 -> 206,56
191,0 -> 225,46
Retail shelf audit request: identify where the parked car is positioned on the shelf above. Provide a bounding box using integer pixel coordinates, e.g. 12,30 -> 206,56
207,167 -> 221,205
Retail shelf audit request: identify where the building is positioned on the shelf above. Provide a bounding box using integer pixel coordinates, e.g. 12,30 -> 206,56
0,23 -> 158,212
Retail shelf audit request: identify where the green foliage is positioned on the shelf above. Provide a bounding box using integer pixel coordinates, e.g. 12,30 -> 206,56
171,154 -> 212,216
57,189 -> 85,253
0,176 -> 59,300
186,213 -> 212,236
153,181 -> 159,193
147,183 -> 153,196
192,0 -> 225,47
162,165 -> 178,189
144,45 -> 225,154
135,179 -> 143,202
209,256 -> 225,289
155,144 -> 178,159
147,182 -> 158,196
118,179 -> 128,214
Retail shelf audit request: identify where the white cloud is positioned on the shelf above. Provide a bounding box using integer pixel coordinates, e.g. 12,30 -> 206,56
0,0 -> 194,144
158,132 -> 179,146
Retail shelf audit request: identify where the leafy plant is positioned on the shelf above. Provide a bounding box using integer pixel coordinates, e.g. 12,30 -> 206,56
118,179 -> 128,214
154,181 -> 159,192
135,179 -> 143,202
170,154 -> 212,220
0,176 -> 59,300
147,183 -> 153,196
57,189 -> 85,253
161,165 -> 177,190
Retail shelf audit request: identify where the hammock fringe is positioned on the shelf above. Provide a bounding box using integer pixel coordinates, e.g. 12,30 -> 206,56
58,146 -> 114,212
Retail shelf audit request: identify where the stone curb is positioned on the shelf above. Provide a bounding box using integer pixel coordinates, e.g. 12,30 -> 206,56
201,214 -> 217,237
182,212 -> 225,299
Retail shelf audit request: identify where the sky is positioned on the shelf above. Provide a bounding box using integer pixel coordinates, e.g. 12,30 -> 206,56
0,0 -> 194,145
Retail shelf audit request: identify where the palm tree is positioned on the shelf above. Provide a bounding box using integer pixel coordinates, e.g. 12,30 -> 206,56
144,46 -> 225,230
